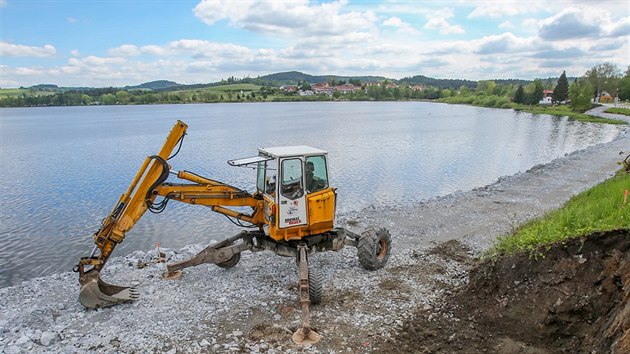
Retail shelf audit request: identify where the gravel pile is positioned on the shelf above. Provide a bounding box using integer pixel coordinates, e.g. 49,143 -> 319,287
2,110 -> 628,353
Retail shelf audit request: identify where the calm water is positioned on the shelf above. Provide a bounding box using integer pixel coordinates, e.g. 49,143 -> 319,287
0,102 -> 624,287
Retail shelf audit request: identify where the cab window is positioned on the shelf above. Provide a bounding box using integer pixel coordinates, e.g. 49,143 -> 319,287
280,158 -> 304,200
305,155 -> 328,193
260,159 -> 277,196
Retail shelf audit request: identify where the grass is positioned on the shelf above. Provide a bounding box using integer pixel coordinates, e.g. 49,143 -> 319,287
206,83 -> 261,92
605,107 -> 630,116
0,88 -> 29,98
515,105 -> 627,124
0,88 -> 56,99
439,95 -> 626,125
488,172 -> 630,258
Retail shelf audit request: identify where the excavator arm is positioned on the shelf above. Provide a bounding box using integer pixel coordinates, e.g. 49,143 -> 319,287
76,120 -> 264,308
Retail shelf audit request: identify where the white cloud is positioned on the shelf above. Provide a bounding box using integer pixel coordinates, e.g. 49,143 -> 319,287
498,21 -> 515,30
66,17 -> 79,23
108,44 -> 142,57
382,16 -> 416,33
70,49 -> 80,57
538,8 -> 603,40
468,1 -> 545,18
423,9 -> 464,35
0,41 -> 56,57
0,0 -> 6,8
193,0 -> 377,41
474,32 -> 536,55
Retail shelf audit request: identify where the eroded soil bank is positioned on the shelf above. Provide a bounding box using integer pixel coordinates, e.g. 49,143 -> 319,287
383,230 -> 630,354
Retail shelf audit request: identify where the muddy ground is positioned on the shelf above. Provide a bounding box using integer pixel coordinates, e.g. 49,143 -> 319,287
380,230 -> 630,354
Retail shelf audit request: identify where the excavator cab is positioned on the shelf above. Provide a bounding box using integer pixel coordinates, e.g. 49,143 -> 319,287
229,146 -> 337,242
76,121 -> 391,345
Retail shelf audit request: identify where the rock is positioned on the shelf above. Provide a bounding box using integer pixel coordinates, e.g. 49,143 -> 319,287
232,330 -> 243,337
166,349 -> 176,354
15,335 -> 30,345
40,331 -> 57,346
5,346 -> 20,354
199,339 -> 210,347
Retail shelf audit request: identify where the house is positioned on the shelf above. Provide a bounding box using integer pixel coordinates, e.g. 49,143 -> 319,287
539,89 -> 553,104
598,90 -> 613,103
334,84 -> 359,94
311,83 -> 334,96
298,90 -> 314,96
280,85 -> 297,93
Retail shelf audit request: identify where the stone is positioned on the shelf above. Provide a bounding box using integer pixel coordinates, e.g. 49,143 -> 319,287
40,331 -> 57,346
15,336 -> 30,346
199,339 -> 210,347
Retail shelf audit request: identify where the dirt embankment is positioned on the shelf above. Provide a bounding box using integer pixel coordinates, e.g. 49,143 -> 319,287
383,230 -> 630,354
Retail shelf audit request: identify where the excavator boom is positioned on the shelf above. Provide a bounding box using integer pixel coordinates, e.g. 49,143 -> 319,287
76,120 -> 263,308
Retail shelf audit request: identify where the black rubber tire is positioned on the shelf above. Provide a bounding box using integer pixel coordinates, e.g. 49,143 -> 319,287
216,252 -> 241,269
357,228 -> 392,270
308,267 -> 323,305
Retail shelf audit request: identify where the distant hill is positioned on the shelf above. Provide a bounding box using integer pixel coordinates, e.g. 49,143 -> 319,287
126,80 -> 182,90
258,71 -> 388,85
398,75 -> 477,90
22,72 -> 569,93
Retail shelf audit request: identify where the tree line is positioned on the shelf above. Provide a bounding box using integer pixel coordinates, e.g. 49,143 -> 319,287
2,62 -> 628,108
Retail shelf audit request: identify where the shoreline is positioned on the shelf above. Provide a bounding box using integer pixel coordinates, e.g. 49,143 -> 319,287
1,109 -> 628,353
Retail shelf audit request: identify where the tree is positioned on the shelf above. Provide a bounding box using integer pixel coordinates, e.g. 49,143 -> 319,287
585,62 -> 621,99
552,71 -> 569,103
513,85 -> 525,104
618,66 -> 630,101
569,79 -> 594,112
525,79 -> 544,105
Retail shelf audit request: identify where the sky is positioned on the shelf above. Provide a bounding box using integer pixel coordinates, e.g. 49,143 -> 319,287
0,0 -> 628,88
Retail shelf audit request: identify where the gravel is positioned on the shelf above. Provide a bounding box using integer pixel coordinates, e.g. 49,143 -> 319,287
1,109 -> 628,353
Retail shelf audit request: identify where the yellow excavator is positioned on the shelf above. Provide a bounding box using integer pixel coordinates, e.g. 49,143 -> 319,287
75,120 -> 391,344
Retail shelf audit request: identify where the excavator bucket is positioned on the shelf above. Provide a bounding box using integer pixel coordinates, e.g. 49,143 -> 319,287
79,270 -> 138,308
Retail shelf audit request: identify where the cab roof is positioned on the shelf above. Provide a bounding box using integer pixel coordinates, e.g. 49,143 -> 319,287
258,146 -> 327,158
227,146 -> 327,167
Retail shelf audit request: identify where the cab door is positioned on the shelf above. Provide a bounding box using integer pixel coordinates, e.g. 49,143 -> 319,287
277,157 -> 307,228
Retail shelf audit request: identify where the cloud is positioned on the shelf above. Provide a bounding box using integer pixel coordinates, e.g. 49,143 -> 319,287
604,16 -> 630,37
108,44 -> 142,57
193,0 -> 376,40
66,17 -> 79,23
382,16 -> 416,33
70,49 -> 80,56
474,32 -> 535,55
0,41 -> 56,57
467,1 -> 545,18
538,9 -> 602,40
0,0 -> 6,8
423,8 -> 465,35
532,47 -> 586,59
498,21 -> 515,30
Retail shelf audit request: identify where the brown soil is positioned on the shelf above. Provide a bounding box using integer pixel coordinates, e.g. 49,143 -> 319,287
380,230 -> 630,354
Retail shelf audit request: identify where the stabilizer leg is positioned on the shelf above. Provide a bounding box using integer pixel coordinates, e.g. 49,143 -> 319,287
292,244 -> 321,345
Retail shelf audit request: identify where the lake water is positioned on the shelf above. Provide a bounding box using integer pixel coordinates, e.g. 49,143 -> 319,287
0,102 -> 624,287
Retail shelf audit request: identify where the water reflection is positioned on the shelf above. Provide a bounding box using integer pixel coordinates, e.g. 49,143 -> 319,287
0,102 -> 624,287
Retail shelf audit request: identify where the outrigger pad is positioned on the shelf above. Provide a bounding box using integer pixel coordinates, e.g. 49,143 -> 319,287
292,328 -> 321,345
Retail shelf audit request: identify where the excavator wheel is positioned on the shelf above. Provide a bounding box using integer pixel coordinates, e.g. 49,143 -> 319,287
308,267 -> 323,305
216,252 -> 241,269
357,228 -> 392,270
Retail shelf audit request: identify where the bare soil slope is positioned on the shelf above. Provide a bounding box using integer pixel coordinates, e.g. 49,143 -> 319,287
384,230 -> 630,354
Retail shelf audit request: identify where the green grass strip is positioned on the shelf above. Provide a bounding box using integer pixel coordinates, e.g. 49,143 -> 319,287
605,107 -> 630,116
488,172 -> 630,258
